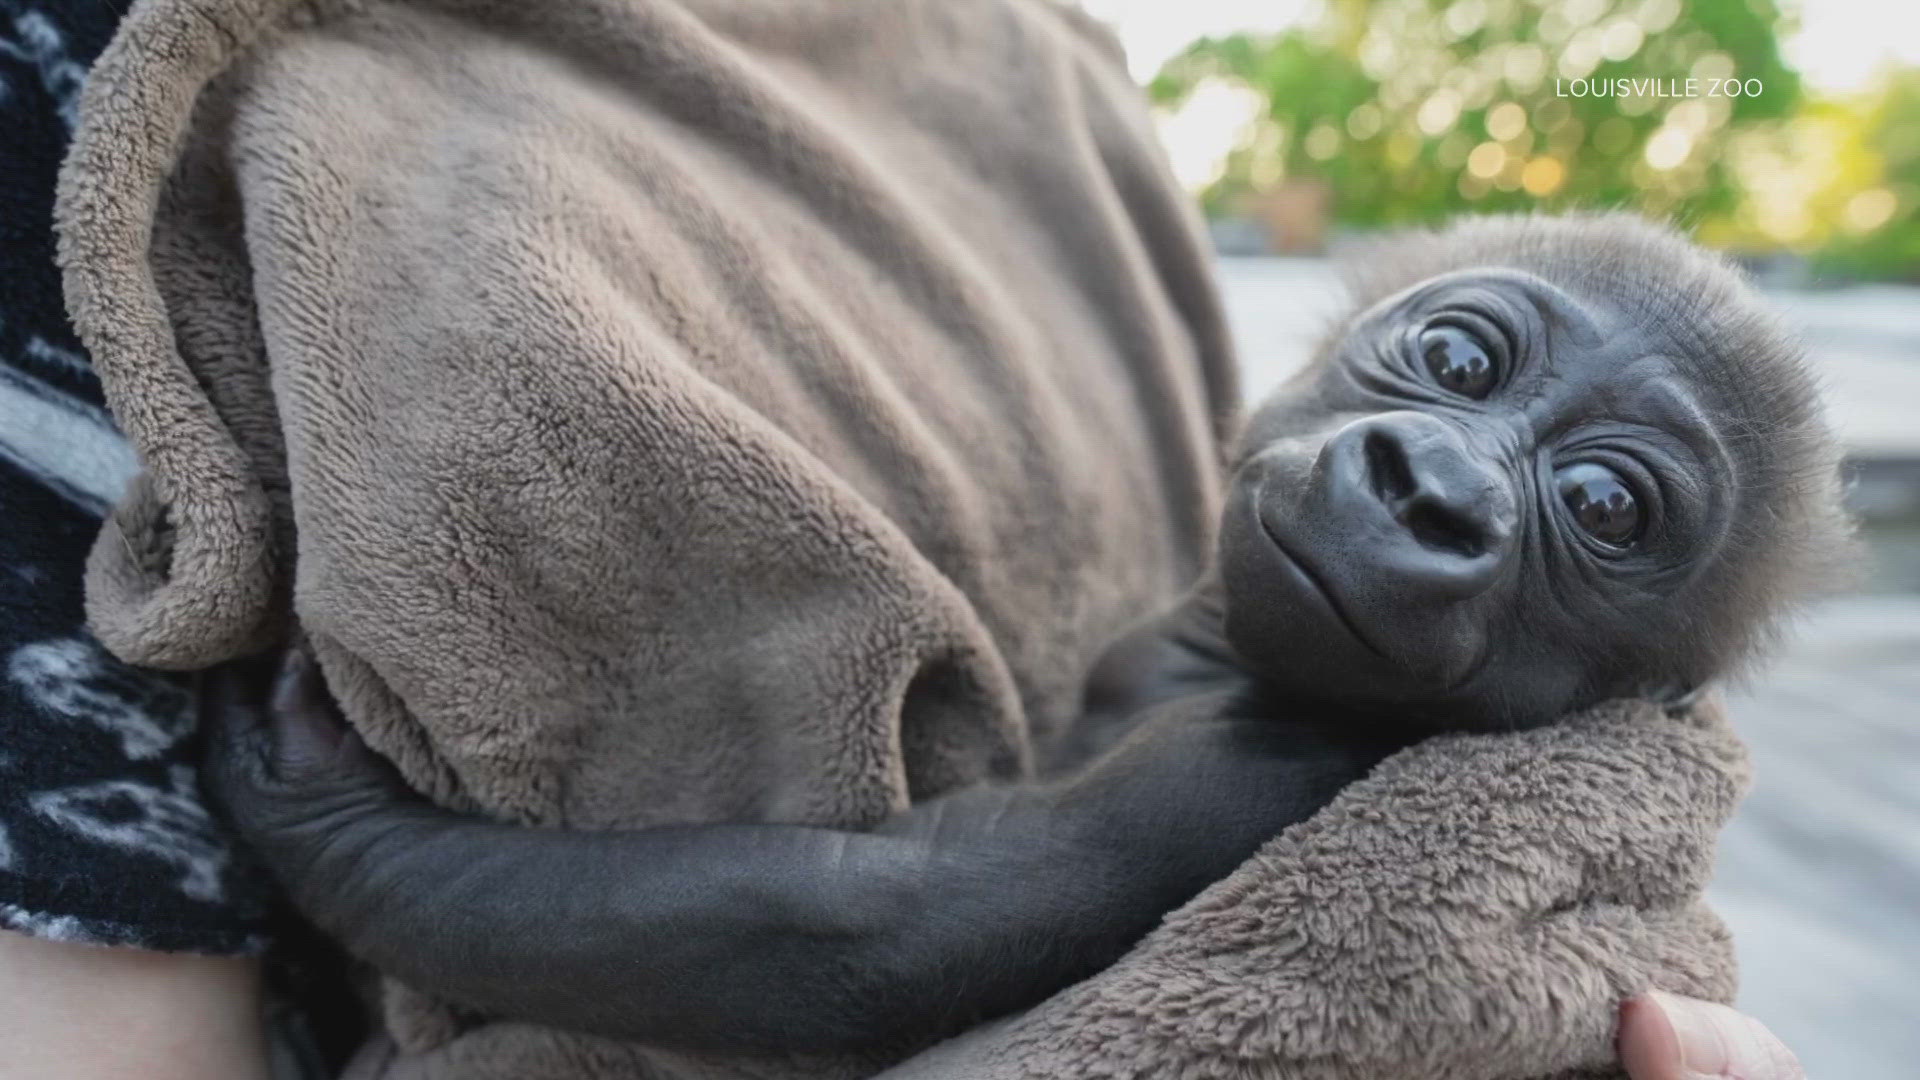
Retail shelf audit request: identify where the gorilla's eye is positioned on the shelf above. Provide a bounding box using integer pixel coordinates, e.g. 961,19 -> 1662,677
1555,462 -> 1642,547
1419,325 -> 1497,398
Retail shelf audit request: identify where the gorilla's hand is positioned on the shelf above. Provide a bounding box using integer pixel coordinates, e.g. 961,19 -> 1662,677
202,654 -> 1402,1052
203,653 -> 428,918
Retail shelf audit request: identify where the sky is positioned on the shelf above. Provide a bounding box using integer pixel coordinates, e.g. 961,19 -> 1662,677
1080,0 -> 1920,89
1078,0 -> 1920,188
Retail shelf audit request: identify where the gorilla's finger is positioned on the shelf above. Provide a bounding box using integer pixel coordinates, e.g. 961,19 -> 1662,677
265,649 -> 357,774
198,654 -> 285,825
201,652 -> 278,746
264,650 -> 415,800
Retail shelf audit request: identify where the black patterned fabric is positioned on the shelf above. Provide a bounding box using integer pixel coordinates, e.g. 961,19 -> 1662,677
0,0 -> 271,955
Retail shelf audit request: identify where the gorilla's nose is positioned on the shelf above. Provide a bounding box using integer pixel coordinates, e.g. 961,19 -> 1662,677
1329,412 -> 1513,588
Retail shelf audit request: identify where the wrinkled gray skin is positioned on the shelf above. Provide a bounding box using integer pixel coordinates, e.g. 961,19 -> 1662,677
1219,267 -> 1734,728
206,216 -> 1848,1059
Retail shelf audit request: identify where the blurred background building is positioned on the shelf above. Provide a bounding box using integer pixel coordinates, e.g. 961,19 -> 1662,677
1075,2 -> 1919,1077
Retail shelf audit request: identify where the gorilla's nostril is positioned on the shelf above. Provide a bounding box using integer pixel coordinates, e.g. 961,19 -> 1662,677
1363,428 -> 1415,503
1345,414 -> 1506,563
1401,499 -> 1488,559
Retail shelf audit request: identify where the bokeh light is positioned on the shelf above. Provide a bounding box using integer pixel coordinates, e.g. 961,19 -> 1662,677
1145,0 -> 1920,279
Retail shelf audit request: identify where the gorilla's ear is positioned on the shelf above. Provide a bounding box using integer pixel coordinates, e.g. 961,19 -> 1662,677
1657,683 -> 1705,717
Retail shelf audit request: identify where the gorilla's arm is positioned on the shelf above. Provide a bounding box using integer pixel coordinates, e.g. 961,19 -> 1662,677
1045,577 -> 1243,773
207,654 -> 1401,1052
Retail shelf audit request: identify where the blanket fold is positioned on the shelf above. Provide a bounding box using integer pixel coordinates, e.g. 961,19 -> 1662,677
57,1 -> 1742,1077
879,699 -> 1746,1080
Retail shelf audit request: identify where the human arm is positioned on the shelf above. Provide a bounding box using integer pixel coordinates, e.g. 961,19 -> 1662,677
0,930 -> 270,1080
204,652 -> 1398,1052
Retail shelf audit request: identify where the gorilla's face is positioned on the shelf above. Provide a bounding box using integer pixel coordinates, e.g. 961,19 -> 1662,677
1219,268 -> 1737,729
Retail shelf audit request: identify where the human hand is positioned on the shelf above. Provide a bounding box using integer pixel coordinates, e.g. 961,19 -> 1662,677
1620,991 -> 1806,1080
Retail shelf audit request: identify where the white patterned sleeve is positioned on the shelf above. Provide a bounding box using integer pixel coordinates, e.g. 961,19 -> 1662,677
0,0 -> 270,955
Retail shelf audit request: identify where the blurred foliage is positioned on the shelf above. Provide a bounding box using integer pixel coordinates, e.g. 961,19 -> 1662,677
1804,69 -> 1920,280
1150,0 -> 1919,279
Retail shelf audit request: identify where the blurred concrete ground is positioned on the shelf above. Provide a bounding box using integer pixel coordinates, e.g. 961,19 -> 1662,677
1216,256 -> 1920,1080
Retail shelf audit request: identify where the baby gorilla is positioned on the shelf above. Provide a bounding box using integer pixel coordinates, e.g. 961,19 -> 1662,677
1088,212 -> 1852,740
207,214 -> 1851,1055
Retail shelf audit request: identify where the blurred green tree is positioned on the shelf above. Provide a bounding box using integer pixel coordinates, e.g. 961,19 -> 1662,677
1152,0 -> 1801,233
1808,69 -> 1920,282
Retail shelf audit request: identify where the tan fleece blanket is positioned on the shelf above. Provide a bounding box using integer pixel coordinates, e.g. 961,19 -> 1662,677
880,698 -> 1744,1080
58,0 -> 1740,1077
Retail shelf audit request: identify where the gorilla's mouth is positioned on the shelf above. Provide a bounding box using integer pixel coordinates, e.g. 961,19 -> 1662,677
1255,510 -> 1391,663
